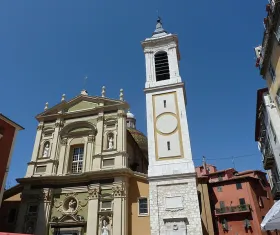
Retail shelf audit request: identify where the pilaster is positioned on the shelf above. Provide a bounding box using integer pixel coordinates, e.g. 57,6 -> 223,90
86,184 -> 100,235
50,119 -> 63,159
30,122 -> 44,162
92,113 -> 104,170
112,177 -> 128,235
57,138 -> 67,175
86,135 -> 95,171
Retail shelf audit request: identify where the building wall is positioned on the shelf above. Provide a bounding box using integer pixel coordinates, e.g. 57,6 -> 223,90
0,193 -> 21,233
197,179 -> 214,235
210,175 -> 274,235
128,177 -> 150,235
0,119 -> 16,206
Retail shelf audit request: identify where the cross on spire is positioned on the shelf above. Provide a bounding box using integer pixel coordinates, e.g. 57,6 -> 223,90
153,16 -> 167,36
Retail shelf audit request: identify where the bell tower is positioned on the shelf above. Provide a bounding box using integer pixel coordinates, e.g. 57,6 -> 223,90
141,18 -> 203,235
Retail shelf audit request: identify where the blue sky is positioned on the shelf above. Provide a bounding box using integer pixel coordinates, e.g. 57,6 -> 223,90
0,0 -> 267,186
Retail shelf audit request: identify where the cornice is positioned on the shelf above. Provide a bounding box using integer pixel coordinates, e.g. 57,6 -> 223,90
28,159 -> 59,165
144,82 -> 185,94
148,172 -> 197,182
17,168 -> 135,185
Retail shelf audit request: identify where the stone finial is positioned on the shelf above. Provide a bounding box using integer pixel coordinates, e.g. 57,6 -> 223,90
119,89 -> 124,101
44,102 -> 49,111
102,86 -> 106,97
81,89 -> 88,96
61,94 -> 66,102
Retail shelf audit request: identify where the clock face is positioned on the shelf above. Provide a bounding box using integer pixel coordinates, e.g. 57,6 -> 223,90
156,113 -> 178,134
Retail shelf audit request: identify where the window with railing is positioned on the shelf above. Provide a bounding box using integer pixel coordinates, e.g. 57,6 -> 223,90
71,147 -> 84,173
269,62 -> 276,82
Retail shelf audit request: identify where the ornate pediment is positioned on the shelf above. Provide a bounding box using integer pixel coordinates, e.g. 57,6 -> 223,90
36,95 -> 128,120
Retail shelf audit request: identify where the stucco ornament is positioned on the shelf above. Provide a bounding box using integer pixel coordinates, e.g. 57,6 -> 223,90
55,193 -> 85,215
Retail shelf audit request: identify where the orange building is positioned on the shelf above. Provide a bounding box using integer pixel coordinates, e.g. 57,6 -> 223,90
0,114 -> 23,207
196,164 -> 275,235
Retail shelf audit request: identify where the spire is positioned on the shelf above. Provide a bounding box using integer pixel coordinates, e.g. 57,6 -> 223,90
152,17 -> 167,37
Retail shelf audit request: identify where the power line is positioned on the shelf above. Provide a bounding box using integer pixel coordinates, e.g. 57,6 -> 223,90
193,153 -> 260,161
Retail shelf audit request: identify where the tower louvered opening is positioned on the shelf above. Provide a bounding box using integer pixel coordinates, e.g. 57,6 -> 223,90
155,51 -> 170,81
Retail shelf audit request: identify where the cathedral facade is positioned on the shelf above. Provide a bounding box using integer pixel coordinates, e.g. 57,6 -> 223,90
10,19 -> 210,235
15,89 -> 150,235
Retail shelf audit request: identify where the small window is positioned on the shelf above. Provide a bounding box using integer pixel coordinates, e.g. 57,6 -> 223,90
269,62 -> 276,82
35,166 -> 46,173
7,208 -> 17,223
219,201 -> 225,208
167,141 -> 170,150
71,147 -> 84,173
138,198 -> 148,215
155,51 -> 170,81
236,182 -> 242,190
27,205 -> 38,216
218,175 -> 223,181
100,201 -> 112,211
103,159 -> 115,167
239,198 -> 246,205
244,219 -> 251,228
217,186 -> 223,192
163,100 -> 167,108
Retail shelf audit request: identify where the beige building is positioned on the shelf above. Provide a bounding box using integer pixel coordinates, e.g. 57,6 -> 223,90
255,1 -> 280,199
14,89 -> 150,235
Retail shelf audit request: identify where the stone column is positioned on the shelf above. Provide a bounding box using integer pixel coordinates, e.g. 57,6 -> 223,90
57,138 -> 67,175
112,178 -> 127,235
34,190 -> 51,235
92,113 -> 103,170
15,195 -> 28,233
86,185 -> 100,234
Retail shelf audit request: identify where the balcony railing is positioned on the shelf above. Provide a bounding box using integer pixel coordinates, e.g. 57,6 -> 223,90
272,182 -> 280,200
263,152 -> 275,170
215,204 -> 251,215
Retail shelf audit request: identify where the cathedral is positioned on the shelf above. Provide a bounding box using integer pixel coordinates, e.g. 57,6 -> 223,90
10,18 -> 208,235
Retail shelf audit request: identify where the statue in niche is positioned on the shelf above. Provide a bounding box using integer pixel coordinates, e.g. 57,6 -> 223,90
67,199 -> 77,213
108,135 -> 114,150
42,142 -> 50,158
25,221 -> 34,234
101,219 -> 110,235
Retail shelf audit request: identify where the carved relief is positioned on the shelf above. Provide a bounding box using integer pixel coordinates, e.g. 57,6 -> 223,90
54,193 -> 88,215
88,135 -> 95,143
97,116 -> 104,122
61,138 -> 68,145
112,186 -> 125,197
88,187 -> 100,200
55,121 -> 65,128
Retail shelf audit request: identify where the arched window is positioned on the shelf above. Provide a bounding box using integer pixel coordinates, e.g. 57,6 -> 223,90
155,51 -> 170,81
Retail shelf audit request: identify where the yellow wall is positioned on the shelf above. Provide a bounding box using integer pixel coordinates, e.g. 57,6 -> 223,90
128,176 -> 150,235
197,179 -> 215,235
266,31 -> 280,112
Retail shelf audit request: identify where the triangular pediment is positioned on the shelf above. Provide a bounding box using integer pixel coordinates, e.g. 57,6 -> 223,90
36,94 -> 128,120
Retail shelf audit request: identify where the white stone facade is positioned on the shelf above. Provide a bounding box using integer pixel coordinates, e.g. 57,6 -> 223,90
149,177 -> 202,235
142,20 -> 203,235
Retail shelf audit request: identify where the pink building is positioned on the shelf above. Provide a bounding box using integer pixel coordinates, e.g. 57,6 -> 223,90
196,164 -> 276,234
